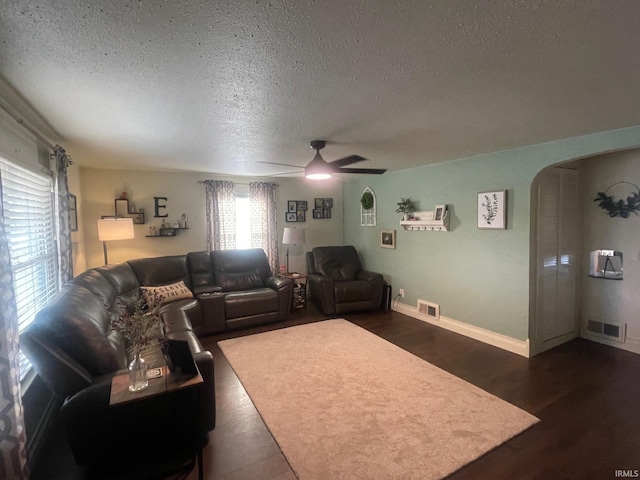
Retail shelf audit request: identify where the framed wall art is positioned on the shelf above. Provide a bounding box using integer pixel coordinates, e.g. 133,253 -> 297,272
477,190 -> 506,229
380,229 -> 396,249
69,193 -> 78,232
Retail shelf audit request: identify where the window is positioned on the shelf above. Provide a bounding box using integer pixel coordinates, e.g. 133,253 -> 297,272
235,196 -> 251,249
0,158 -> 59,380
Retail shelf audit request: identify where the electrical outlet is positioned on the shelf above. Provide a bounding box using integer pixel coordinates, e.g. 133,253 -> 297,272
399,288 -> 405,297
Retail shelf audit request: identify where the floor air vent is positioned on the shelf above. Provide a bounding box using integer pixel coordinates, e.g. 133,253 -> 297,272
417,300 -> 440,321
586,319 -> 626,343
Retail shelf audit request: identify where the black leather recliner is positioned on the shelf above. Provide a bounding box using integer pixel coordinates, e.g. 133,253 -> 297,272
307,245 -> 384,315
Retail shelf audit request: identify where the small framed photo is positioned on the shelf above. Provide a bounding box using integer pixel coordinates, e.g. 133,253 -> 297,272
296,210 -> 306,222
296,201 -> 307,211
323,198 -> 333,208
314,198 -> 324,209
286,212 -> 297,222
69,193 -> 78,232
288,201 -> 297,212
478,191 -> 506,229
380,229 -> 396,249
323,208 -> 331,218
434,204 -> 446,222
313,209 -> 323,219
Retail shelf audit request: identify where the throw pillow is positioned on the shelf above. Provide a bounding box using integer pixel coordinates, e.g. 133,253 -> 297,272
141,280 -> 193,306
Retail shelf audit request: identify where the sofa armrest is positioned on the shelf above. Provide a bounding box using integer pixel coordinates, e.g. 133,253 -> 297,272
308,274 -> 337,315
264,276 -> 293,319
356,270 -> 384,283
193,285 -> 222,295
264,275 -> 290,291
193,350 -> 216,431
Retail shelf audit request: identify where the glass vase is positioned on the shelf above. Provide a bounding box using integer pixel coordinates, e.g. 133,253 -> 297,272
128,353 -> 148,392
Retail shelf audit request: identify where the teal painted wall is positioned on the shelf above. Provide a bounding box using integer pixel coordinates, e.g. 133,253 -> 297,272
343,125 -> 640,341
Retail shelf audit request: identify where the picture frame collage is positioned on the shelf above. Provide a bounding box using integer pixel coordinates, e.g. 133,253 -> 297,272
313,198 -> 332,219
286,198 -> 334,222
286,200 -> 307,222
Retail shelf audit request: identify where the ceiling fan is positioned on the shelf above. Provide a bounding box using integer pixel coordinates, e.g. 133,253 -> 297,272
259,140 -> 387,180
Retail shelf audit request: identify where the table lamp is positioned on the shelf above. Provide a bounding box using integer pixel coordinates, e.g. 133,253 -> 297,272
97,218 -> 134,264
282,227 -> 305,274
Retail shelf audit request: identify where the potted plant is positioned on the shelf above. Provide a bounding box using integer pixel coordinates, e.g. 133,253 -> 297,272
395,197 -> 416,221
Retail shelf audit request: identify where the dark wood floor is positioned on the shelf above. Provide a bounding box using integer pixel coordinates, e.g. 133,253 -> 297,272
32,306 -> 640,480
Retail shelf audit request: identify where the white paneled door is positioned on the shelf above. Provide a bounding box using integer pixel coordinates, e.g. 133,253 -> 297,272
534,168 -> 579,353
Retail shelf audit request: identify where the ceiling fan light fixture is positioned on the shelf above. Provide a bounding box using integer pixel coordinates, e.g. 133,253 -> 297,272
305,152 -> 332,180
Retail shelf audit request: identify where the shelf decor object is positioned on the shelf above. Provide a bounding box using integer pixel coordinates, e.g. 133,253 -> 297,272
400,208 -> 449,231
114,198 -> 145,224
395,197 -> 415,221
477,191 -> 506,229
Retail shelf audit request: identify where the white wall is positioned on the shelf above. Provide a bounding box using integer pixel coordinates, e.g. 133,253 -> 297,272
78,167 -> 343,271
579,149 -> 640,353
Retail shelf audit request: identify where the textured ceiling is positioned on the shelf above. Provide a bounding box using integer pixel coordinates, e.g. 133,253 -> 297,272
1,1 -> 640,176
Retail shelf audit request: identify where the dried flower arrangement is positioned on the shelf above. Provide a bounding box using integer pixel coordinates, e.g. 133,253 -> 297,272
111,292 -> 165,357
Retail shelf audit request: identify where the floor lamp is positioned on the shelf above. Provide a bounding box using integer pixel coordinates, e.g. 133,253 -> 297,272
97,218 -> 134,264
282,227 -> 305,274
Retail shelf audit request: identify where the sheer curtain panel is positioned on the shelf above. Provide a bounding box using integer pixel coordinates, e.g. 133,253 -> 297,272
53,146 -> 73,284
249,182 -> 279,273
0,169 -> 29,479
204,180 -> 236,250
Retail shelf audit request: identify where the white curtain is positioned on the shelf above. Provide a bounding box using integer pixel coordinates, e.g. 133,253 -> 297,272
249,182 -> 279,273
204,180 -> 236,250
0,171 -> 29,479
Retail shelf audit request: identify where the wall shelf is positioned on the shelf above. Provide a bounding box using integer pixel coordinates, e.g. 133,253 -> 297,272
400,210 -> 449,231
145,227 -> 189,237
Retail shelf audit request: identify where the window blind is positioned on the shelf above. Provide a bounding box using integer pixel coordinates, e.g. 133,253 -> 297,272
0,158 -> 59,380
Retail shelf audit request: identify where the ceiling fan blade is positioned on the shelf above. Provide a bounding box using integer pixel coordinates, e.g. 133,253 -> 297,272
328,155 -> 367,167
336,167 -> 387,175
267,170 -> 303,176
255,161 -> 303,169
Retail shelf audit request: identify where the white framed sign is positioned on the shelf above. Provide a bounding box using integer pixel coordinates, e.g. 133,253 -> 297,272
477,191 -> 506,229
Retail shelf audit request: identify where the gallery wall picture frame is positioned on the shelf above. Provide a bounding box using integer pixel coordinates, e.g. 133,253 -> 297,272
69,193 -> 78,232
286,212 -> 298,222
477,190 -> 506,229
296,210 -> 306,222
288,201 -> 297,212
313,209 -> 323,219
380,229 -> 396,249
323,209 -> 331,218
314,198 -> 324,209
296,201 -> 307,211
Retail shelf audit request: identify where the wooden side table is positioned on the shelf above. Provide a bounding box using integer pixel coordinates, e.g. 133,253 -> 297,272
278,273 -> 308,311
109,364 -> 205,479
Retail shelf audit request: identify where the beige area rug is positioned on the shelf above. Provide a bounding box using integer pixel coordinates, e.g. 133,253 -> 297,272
218,319 -> 539,480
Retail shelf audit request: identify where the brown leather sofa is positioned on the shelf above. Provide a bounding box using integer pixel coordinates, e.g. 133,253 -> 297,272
307,245 -> 384,315
21,248 -> 292,470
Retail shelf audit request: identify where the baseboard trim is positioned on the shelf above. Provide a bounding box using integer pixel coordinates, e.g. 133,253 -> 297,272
580,331 -> 640,355
393,302 -> 530,357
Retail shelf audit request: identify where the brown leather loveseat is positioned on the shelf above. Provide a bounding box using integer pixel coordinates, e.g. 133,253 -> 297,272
21,248 -> 292,471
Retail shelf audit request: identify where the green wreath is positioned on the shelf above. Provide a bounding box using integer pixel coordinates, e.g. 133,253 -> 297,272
360,191 -> 374,210
594,181 -> 640,218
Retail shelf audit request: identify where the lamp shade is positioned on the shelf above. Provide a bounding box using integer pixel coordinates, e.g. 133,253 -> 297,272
97,218 -> 135,241
282,227 -> 305,245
